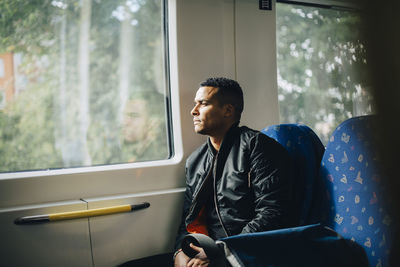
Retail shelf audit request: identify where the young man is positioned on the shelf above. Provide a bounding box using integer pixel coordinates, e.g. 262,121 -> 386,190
174,77 -> 293,267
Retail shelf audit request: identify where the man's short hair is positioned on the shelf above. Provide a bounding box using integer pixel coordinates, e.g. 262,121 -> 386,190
200,77 -> 244,121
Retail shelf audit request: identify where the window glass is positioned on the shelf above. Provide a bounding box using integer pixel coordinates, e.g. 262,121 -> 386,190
276,3 -> 373,144
0,0 -> 170,172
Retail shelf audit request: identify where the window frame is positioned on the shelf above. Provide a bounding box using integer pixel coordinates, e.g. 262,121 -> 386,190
0,0 -> 184,180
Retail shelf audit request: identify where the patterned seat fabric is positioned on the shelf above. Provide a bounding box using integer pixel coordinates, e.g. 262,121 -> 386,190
261,124 -> 325,226
319,115 -> 392,267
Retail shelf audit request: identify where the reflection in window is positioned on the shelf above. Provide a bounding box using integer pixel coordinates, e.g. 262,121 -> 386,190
0,0 -> 170,172
276,3 -> 373,144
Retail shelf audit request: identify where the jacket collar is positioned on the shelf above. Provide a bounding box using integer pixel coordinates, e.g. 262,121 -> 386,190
207,122 -> 240,156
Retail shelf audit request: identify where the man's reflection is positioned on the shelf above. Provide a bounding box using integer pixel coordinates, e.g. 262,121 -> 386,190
121,95 -> 167,162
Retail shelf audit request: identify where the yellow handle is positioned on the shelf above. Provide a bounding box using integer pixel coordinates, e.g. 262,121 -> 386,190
14,202 -> 150,224
49,204 -> 132,221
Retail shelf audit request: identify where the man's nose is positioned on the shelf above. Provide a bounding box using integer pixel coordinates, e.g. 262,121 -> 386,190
191,105 -> 199,116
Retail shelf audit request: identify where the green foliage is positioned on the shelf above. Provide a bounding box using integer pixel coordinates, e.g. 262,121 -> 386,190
0,0 -> 56,53
0,79 -> 63,172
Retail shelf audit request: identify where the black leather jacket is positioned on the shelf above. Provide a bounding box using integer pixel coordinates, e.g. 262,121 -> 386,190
175,124 -> 293,250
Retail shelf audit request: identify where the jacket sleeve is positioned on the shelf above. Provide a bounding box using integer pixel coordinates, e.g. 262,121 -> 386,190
174,165 -> 192,251
240,133 -> 293,234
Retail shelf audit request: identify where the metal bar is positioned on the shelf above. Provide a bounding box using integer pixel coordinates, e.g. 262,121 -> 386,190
14,202 -> 150,225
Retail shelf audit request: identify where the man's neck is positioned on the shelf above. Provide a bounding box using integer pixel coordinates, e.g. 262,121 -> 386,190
209,136 -> 223,152
209,121 -> 237,152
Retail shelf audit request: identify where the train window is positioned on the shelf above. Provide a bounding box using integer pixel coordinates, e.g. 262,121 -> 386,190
276,3 -> 374,144
0,0 -> 170,173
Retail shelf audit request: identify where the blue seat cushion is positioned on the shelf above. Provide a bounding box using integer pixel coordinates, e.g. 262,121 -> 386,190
262,124 -> 324,225
319,115 -> 393,266
221,224 -> 368,267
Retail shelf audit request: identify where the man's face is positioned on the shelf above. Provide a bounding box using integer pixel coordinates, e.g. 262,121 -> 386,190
191,86 -> 227,136
122,99 -> 148,142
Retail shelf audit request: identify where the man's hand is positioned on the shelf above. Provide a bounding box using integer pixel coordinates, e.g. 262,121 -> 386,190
174,250 -> 190,267
186,243 -> 210,267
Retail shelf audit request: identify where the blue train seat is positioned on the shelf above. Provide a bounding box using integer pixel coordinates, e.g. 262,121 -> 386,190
318,115 -> 393,266
261,124 -> 325,225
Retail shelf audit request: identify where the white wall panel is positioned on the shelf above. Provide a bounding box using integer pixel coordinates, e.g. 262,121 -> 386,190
235,0 -> 280,130
0,201 -> 92,267
176,0 -> 236,153
85,189 -> 184,267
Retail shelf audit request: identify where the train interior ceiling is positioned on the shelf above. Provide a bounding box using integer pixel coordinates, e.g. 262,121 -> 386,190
0,0 -> 399,266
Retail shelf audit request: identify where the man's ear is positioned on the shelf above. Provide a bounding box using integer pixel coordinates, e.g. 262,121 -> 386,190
223,104 -> 235,118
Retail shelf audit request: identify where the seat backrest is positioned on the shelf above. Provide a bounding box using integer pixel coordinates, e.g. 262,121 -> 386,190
261,124 -> 325,226
319,115 -> 392,266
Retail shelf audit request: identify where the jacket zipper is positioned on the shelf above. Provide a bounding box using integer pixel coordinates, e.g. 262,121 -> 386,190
213,154 -> 230,237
